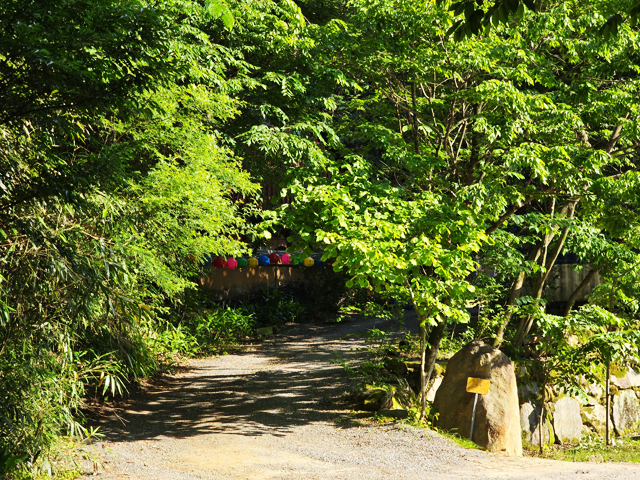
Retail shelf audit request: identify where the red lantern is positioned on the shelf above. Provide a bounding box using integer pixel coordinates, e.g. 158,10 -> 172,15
227,258 -> 238,269
269,252 -> 280,264
213,256 -> 226,268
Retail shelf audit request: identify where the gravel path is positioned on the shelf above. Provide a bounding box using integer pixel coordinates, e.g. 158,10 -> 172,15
83,316 -> 640,479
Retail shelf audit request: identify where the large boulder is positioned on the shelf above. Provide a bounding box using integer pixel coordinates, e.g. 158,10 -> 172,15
358,378 -> 415,412
518,382 -> 541,404
611,367 -> 640,390
426,376 -> 443,403
384,357 -> 408,377
587,383 -> 603,399
553,397 -> 583,443
581,401 -> 607,435
612,390 -> 640,435
520,401 -> 554,447
433,340 -> 522,456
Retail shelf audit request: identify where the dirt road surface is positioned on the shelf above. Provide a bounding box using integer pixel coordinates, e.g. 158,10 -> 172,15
83,316 -> 640,479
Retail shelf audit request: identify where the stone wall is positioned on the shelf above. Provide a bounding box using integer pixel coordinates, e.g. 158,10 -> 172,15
514,363 -> 640,446
428,362 -> 640,447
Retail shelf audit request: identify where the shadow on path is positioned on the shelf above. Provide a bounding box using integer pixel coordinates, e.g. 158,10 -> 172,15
88,314 -> 418,443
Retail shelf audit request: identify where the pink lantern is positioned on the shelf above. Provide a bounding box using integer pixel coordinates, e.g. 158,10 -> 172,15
227,258 -> 238,269
281,253 -> 291,264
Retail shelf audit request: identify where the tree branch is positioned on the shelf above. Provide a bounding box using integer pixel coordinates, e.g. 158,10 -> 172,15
563,268 -> 598,316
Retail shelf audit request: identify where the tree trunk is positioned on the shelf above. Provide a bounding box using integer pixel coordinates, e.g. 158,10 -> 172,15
485,196 -> 534,235
539,363 -> 546,454
420,320 -> 447,420
464,105 -> 482,185
493,241 -> 545,348
411,80 -> 420,155
419,323 -> 428,420
394,98 -> 403,135
493,271 -> 525,348
563,268 -> 598,316
606,359 -> 611,445
402,276 -> 446,421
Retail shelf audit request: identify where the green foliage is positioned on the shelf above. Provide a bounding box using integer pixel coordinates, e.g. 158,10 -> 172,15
535,305 -> 640,400
152,324 -> 200,359
152,305 -> 255,359
332,352 -> 358,378
3,0 -> 640,471
442,0 -> 640,41
405,403 -> 438,428
266,0 -> 640,422
189,307 -> 255,352
0,0 -> 291,473
439,327 -> 477,357
205,0 -> 235,29
0,342 -> 123,476
335,327 -> 418,405
0,446 -> 28,476
242,288 -> 306,328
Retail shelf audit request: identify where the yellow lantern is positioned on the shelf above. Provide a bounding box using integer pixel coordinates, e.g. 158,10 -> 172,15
303,256 -> 314,267
248,257 -> 259,268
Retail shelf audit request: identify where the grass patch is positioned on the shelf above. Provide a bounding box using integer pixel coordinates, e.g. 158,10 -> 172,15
526,435 -> 640,463
437,429 -> 486,451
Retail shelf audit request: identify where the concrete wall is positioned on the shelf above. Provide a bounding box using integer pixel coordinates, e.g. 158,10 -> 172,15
199,266 -> 311,300
544,265 -> 600,303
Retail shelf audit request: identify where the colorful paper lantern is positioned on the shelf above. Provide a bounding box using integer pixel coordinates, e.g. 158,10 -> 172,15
258,255 -> 270,266
248,257 -> 259,267
314,259 -> 325,267
213,256 -> 226,268
269,252 -> 280,264
291,255 -> 302,265
237,257 -> 248,268
202,254 -> 213,267
227,258 -> 238,269
303,256 -> 314,267
281,253 -> 291,264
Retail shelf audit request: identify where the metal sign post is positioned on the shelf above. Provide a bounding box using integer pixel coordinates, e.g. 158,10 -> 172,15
466,377 -> 490,442
469,392 -> 479,441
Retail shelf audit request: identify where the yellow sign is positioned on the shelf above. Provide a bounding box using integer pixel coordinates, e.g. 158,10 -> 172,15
466,377 -> 490,395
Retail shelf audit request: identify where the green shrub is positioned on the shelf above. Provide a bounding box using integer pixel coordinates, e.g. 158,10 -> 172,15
189,306 -> 255,353
240,288 -> 305,328
0,341 -> 126,477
